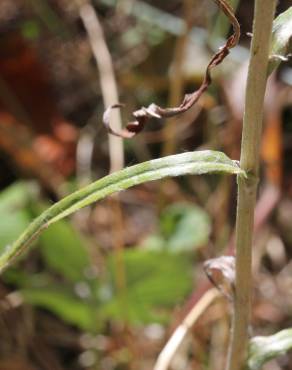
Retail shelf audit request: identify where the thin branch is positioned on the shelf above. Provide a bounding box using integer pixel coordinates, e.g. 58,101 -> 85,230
78,2 -> 127,320
153,289 -> 220,370
103,0 -> 240,138
79,0 -> 124,172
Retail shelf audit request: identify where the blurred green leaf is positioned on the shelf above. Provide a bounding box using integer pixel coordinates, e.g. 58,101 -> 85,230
161,204 -> 210,252
143,203 -> 211,252
0,182 -> 33,211
3,269 -> 52,288
22,288 -> 97,331
7,249 -> 194,327
39,221 -> 91,282
0,182 -> 36,252
103,250 -> 193,324
0,182 -> 91,281
247,329 -> 292,370
4,267 -> 100,331
268,7 -> 292,74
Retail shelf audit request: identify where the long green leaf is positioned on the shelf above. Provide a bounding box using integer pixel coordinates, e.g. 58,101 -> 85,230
268,6 -> 292,75
0,150 -> 244,272
247,329 -> 292,370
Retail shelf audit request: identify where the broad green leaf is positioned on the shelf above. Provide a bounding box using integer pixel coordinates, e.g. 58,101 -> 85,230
22,288 -> 97,331
0,182 -> 91,281
0,213 -> 30,253
40,221 -> 91,282
3,268 -> 100,331
247,329 -> 292,370
0,182 -> 36,251
4,250 -> 192,326
102,250 -> 193,324
0,182 -> 32,211
12,250 -> 193,327
1,151 -> 244,272
268,7 -> 292,75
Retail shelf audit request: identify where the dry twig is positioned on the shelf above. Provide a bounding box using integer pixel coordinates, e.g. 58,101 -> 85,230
79,0 -> 124,171
153,289 -> 220,370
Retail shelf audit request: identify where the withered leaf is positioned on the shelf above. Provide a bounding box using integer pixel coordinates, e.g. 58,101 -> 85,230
204,255 -> 235,300
103,0 -> 240,138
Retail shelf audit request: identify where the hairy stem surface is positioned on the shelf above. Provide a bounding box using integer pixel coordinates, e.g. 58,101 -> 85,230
226,1 -> 277,370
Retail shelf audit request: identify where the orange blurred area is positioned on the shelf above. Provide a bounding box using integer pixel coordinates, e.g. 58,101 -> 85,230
0,30 -> 78,177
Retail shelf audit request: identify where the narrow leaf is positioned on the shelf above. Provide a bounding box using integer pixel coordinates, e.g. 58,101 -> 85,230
268,7 -> 292,75
247,329 -> 292,370
0,150 -> 244,272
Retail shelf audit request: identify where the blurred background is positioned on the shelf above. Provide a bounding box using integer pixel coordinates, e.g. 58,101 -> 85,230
0,0 -> 291,369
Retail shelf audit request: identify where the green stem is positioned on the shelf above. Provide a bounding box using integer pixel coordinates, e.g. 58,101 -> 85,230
0,151 -> 243,273
226,1 -> 277,370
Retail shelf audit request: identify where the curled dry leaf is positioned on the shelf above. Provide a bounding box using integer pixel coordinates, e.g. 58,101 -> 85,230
103,0 -> 240,138
204,255 -> 235,300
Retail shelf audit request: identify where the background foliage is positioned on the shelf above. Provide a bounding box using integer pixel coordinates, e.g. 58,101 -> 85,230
0,1 -> 291,369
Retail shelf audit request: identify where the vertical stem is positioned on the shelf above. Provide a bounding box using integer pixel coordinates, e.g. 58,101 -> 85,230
226,1 -> 277,370
79,0 -> 124,173
78,0 -> 127,328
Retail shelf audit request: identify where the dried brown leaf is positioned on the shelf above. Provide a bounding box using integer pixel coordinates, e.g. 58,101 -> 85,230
204,255 -> 235,300
103,0 -> 240,138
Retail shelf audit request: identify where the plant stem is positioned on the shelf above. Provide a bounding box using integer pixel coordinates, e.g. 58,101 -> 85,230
226,1 -> 277,370
79,0 -> 124,173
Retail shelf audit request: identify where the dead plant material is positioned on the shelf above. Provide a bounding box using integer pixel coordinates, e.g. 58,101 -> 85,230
103,0 -> 240,138
204,255 -> 235,300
